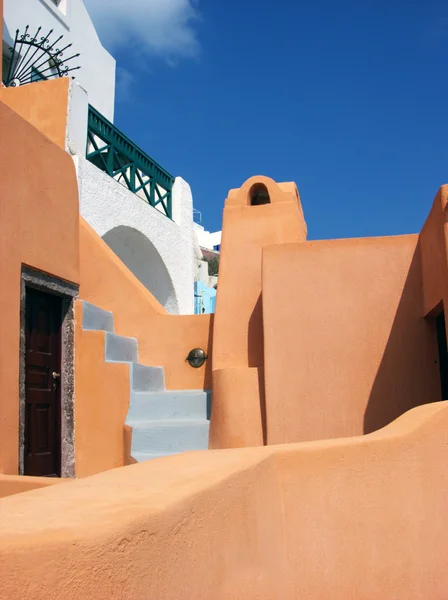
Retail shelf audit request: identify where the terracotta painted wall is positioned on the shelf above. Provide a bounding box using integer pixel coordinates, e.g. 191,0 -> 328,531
74,302 -> 133,477
0,78 -> 69,149
0,101 -> 80,474
0,402 -> 446,599
419,185 -> 448,316
263,234 -> 441,444
78,219 -> 213,391
210,177 -> 307,449
212,177 -> 307,372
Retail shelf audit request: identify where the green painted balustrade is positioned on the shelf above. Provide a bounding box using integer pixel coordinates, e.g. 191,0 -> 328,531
86,105 -> 174,219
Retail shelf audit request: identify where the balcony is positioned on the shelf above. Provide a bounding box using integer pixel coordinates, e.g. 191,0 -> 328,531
86,106 -> 174,219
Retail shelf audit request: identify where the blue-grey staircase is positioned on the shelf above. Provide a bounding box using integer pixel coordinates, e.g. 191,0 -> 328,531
81,301 -> 211,462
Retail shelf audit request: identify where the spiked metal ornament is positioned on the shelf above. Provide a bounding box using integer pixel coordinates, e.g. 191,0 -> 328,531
2,26 -> 81,87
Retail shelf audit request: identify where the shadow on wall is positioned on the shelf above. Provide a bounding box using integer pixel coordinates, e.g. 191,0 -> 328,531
248,294 -> 264,368
364,246 -> 441,433
249,295 -> 267,444
102,225 -> 179,314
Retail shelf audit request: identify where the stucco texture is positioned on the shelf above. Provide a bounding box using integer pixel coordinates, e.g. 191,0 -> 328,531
0,402 -> 447,599
263,234 -> 441,444
0,475 -> 71,499
74,302 -> 132,477
0,78 -> 69,149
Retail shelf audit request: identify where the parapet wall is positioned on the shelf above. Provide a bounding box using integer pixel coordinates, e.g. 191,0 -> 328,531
0,475 -> 71,499
0,402 -> 447,599
0,78 -> 70,149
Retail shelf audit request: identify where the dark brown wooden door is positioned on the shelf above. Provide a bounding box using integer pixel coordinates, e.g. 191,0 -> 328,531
24,287 -> 62,477
436,311 -> 448,400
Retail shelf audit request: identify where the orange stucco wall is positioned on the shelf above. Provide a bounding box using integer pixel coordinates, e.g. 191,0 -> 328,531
0,475 -> 71,499
0,100 -> 80,474
212,177 -> 307,371
263,234 -> 441,444
210,177 -> 307,449
0,78 -> 69,149
419,185 -> 448,316
74,302 -> 133,477
0,402 -> 446,599
78,219 -> 213,391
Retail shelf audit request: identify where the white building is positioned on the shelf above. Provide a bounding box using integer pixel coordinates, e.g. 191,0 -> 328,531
194,222 -> 222,252
2,0 -> 195,314
192,213 -> 220,305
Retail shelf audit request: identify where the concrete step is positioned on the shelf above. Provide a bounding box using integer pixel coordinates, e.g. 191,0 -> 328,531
131,419 -> 210,454
128,390 -> 211,421
105,332 -> 138,363
131,363 -> 165,392
82,301 -> 114,333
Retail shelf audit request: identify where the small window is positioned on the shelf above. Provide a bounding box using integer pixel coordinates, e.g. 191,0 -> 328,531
249,183 -> 271,206
49,0 -> 68,15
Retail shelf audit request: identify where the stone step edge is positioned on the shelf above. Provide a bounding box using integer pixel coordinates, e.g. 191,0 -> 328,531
127,418 -> 210,428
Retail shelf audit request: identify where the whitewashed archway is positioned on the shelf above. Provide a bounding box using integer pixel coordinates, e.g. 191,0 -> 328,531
102,226 -> 178,313
78,158 -> 194,314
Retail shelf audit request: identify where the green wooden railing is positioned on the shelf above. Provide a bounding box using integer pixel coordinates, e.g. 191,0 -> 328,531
86,105 -> 174,219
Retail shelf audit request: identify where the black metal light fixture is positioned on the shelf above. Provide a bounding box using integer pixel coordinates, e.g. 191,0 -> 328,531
186,348 -> 208,368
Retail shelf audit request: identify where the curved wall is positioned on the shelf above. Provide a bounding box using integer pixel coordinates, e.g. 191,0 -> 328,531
0,402 -> 447,599
102,225 -> 178,313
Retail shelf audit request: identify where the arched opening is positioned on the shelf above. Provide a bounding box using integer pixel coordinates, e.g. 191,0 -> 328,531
249,183 -> 271,206
102,226 -> 179,314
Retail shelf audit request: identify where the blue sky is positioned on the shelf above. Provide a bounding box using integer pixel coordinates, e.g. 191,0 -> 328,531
86,0 -> 448,239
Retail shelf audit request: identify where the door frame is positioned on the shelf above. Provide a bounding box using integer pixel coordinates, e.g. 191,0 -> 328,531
19,266 -> 78,477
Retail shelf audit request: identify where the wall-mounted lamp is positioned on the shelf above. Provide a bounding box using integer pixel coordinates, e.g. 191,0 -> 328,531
186,348 -> 208,368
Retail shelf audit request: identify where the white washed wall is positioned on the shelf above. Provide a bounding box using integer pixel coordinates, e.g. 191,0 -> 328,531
77,158 -> 195,315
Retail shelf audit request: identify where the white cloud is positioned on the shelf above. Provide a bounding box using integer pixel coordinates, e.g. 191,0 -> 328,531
83,0 -> 201,62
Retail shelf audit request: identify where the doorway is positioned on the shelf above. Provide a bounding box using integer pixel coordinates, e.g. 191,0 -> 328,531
435,311 -> 448,401
20,266 -> 78,478
24,288 -> 62,477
